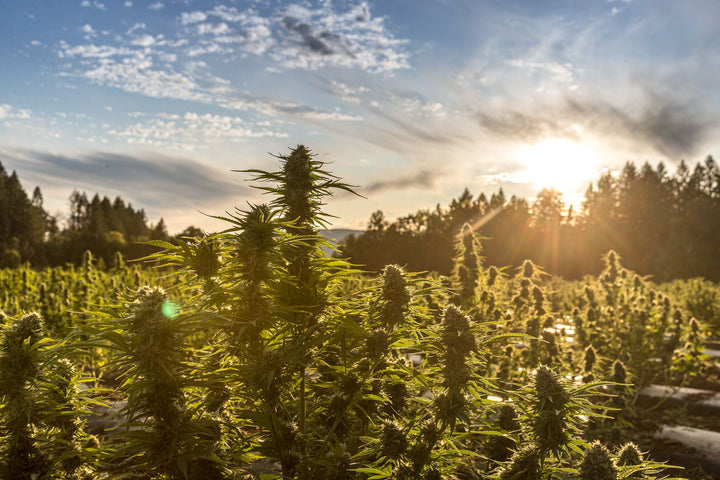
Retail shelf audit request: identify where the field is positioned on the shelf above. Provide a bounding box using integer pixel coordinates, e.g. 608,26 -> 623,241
1,146 -> 719,479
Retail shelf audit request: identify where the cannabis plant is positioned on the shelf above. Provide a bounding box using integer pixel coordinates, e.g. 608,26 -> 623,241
0,312 -> 93,479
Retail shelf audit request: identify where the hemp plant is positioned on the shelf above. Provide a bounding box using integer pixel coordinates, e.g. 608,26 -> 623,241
150,145 -> 364,478
234,146 -> 359,476
0,312 -> 94,479
452,223 -> 484,307
0,312 -> 52,479
578,441 -> 618,480
494,364 -> 609,478
95,286 -> 225,478
436,304 -> 477,432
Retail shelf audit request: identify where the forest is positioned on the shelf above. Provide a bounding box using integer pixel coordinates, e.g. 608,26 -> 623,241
341,157 -> 720,281
4,156 -> 720,283
0,161 -> 189,269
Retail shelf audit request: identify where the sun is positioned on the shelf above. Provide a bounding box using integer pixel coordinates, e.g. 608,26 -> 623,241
518,138 -> 600,200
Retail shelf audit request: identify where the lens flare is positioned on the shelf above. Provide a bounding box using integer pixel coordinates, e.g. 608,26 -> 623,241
161,299 -> 180,319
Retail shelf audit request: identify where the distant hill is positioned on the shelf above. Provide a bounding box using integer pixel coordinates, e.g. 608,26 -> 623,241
320,228 -> 361,256
321,229 -> 360,242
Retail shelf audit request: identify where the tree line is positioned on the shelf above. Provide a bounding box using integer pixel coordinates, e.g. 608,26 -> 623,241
4,155 -> 719,280
340,156 -> 720,281
0,161 -> 198,268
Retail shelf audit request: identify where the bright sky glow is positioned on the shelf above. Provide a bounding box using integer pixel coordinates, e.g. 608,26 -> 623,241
1,0 -> 719,232
519,138 -> 600,196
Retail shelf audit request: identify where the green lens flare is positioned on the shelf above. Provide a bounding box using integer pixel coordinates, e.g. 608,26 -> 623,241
161,299 -> 179,319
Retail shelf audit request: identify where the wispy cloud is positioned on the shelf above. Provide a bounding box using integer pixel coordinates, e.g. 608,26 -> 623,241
328,80 -> 369,104
58,41 -> 132,58
84,55 -> 206,100
130,33 -> 162,47
185,2 -> 408,72
0,149 -> 250,214
80,0 -> 106,11
80,24 -> 97,39
106,111 -> 287,149
54,2 -> 403,124
56,37 -> 366,125
64,1 -> 409,75
476,87 -> 718,159
126,22 -> 145,35
180,11 -> 207,25
362,169 -> 437,194
0,104 -> 32,125
507,59 -> 579,90
271,2 -> 409,72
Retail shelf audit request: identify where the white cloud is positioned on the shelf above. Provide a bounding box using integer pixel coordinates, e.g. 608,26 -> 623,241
176,1 -> 409,73
270,2 -> 410,73
81,24 -> 97,39
148,2 -> 164,10
124,1 -> 132,6
81,0 -> 106,10
126,23 -> 145,35
236,16 -> 275,55
208,5 -> 248,23
181,11 -> 207,25
297,110 -> 363,121
109,111 -> 287,148
0,104 -> 11,119
170,39 -> 189,48
131,34 -> 156,47
507,59 -> 579,90
54,2 -> 404,124
187,43 -> 230,57
196,22 -> 231,36
58,35 -> 373,121
81,54 -> 207,102
0,104 -> 32,120
387,92 -> 446,117
58,42 -> 132,58
30,40 -> 42,47
330,80 -> 369,103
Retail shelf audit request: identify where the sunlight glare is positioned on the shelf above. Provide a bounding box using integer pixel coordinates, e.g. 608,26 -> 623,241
519,138 -> 599,197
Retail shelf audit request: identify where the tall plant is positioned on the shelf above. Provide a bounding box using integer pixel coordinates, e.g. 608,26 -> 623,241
0,312 -> 93,479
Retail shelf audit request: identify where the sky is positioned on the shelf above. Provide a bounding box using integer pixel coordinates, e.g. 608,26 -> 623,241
2,0 -> 720,233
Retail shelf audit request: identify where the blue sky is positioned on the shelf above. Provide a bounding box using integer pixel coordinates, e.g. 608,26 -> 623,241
2,0 -> 719,232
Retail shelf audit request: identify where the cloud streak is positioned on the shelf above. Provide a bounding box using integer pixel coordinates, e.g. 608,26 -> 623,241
361,169 -> 437,194
55,38 -> 367,125
0,149 -> 250,214
476,87 -> 718,159
106,112 -> 287,149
